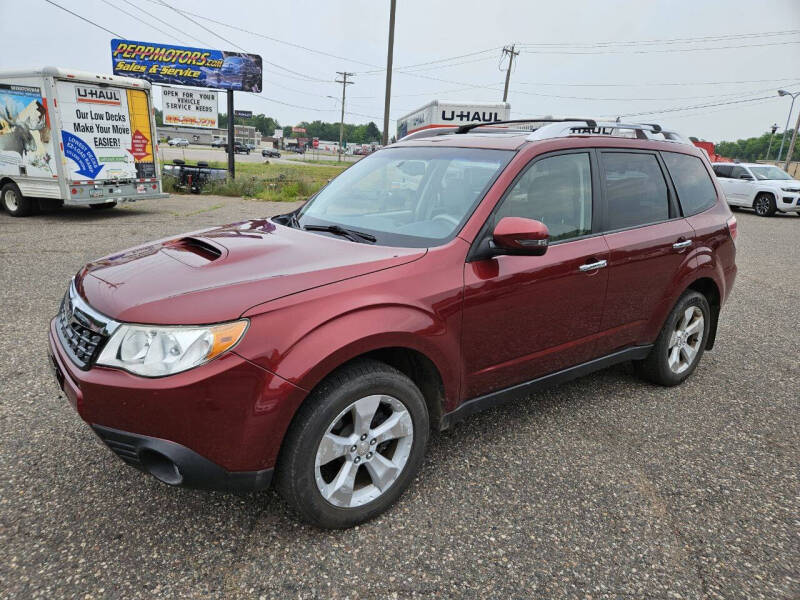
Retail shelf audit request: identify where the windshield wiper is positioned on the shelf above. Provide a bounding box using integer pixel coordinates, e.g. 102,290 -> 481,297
303,224 -> 377,243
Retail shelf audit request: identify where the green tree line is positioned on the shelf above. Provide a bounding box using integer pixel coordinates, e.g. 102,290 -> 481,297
715,130 -> 799,162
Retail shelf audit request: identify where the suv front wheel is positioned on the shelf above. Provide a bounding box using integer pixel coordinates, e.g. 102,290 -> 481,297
276,359 -> 429,529
635,290 -> 711,386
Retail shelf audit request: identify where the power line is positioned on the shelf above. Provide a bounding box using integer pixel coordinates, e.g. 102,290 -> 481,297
152,0 -> 331,82
42,0 -> 121,37
620,95 -> 777,118
358,47 -> 501,74
120,0 -> 209,45
517,29 -> 800,48
99,0 -> 181,42
516,39 -> 800,55
515,77 -> 800,88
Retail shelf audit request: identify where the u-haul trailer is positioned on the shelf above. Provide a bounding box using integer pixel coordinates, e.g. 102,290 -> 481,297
396,100 -> 511,140
0,66 -> 167,216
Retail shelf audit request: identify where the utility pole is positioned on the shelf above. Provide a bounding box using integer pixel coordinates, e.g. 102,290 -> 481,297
336,71 -> 354,162
783,107 -> 800,172
382,0 -> 396,146
501,44 -> 519,103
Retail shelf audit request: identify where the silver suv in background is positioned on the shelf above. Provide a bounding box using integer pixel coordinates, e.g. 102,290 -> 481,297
712,162 -> 800,217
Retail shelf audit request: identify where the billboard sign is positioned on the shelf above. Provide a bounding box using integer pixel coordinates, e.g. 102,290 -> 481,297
292,126 -> 306,134
273,129 -> 283,138
234,109 -> 252,118
111,39 -> 262,92
162,87 -> 218,129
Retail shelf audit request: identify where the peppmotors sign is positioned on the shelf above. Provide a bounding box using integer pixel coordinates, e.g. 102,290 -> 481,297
162,87 -> 218,129
110,39 -> 262,92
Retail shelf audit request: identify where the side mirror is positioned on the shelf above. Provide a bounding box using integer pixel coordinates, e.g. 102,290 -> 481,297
492,217 -> 549,256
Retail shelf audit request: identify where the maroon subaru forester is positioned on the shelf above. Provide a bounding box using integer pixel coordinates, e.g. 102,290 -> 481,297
49,120 -> 737,528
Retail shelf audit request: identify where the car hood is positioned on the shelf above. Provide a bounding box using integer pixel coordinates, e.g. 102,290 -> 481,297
758,179 -> 800,187
76,219 -> 426,324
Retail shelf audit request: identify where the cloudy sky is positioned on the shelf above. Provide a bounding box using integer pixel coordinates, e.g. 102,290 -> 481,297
2,0 -> 799,142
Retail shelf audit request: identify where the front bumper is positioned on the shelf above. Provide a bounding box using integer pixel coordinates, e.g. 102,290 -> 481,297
48,317 -> 307,486
777,193 -> 800,212
92,425 -> 273,492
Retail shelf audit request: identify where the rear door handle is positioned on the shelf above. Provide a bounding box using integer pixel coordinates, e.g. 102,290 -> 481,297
672,240 -> 693,250
579,259 -> 608,272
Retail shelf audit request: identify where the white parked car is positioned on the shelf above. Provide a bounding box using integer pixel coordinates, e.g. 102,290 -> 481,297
168,138 -> 190,147
712,162 -> 800,217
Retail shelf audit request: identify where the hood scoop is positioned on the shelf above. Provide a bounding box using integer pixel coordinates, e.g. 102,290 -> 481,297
161,236 -> 225,267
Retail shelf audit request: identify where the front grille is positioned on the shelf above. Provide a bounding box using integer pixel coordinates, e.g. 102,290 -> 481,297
56,289 -> 110,369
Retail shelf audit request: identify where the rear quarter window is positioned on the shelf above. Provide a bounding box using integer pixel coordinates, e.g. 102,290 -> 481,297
663,152 -> 718,216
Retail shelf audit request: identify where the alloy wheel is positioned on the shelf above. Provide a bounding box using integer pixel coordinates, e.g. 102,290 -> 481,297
667,306 -> 704,374
754,196 -> 769,216
314,394 -> 414,508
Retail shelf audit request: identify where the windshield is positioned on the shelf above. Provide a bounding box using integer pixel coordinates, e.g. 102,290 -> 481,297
749,166 -> 793,180
295,146 -> 513,247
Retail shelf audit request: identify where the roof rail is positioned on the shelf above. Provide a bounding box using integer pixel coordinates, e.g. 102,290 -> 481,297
525,121 -> 690,144
455,118 -> 597,134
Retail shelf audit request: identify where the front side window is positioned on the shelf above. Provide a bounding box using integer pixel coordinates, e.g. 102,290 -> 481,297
730,166 -> 751,180
662,152 -> 718,216
296,147 -> 513,247
495,153 -> 593,242
601,152 -> 669,230
749,165 -> 793,180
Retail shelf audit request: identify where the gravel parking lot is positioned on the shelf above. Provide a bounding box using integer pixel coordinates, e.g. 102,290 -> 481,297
0,196 -> 798,599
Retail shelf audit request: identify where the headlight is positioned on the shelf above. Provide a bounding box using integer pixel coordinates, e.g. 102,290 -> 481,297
96,320 -> 248,377
781,187 -> 799,192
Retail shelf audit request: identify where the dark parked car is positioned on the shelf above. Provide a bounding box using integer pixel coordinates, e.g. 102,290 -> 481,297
49,119 -> 736,529
262,148 -> 281,158
224,141 -> 250,155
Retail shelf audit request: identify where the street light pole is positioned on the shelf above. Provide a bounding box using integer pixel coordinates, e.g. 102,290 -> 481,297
765,123 -> 778,161
784,105 -> 800,172
776,89 -> 799,163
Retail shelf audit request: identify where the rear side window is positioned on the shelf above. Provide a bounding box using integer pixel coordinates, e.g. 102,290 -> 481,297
601,152 -> 669,230
713,165 -> 732,178
495,152 -> 593,242
663,152 -> 718,216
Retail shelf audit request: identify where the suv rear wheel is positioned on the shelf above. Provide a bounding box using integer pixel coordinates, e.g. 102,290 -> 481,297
635,290 -> 710,386
753,192 -> 776,217
276,359 -> 429,529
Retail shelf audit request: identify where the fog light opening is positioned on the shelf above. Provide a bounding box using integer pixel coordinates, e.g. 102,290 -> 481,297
139,449 -> 182,485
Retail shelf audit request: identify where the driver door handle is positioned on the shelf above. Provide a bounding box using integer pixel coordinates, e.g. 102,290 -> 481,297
579,259 -> 608,272
672,239 -> 693,250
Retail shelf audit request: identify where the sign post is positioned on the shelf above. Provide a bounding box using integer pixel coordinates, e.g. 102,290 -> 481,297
227,90 -> 235,178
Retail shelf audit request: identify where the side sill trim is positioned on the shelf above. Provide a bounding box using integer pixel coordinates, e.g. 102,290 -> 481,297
440,345 -> 653,430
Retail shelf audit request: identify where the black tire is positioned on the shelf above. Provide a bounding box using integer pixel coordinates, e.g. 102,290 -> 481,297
89,202 -> 117,210
1,182 -> 32,217
275,359 -> 429,529
753,192 -> 776,217
634,290 -> 711,386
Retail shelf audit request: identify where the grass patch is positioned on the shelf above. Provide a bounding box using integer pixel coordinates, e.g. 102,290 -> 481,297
163,160 -> 348,202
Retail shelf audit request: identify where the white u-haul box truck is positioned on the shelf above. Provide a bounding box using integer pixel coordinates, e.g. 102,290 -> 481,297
396,100 -> 511,140
0,66 -> 167,216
